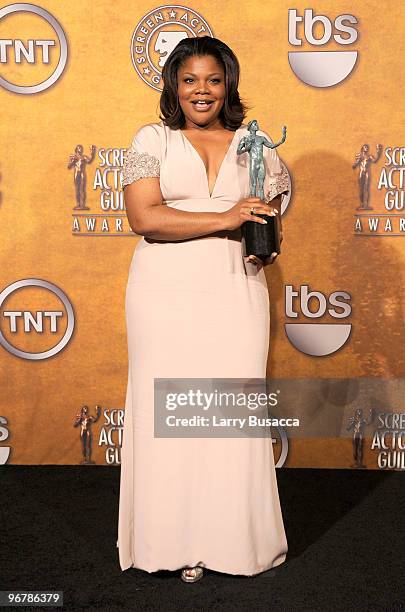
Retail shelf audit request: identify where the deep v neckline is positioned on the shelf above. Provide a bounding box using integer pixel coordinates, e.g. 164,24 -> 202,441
180,128 -> 239,198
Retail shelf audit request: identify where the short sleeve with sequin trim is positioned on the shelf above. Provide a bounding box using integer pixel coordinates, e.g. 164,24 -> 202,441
121,124 -> 162,189
258,130 -> 290,203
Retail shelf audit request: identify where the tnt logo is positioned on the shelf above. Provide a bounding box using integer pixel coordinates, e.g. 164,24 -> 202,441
285,285 -> 352,356
0,3 -> 68,94
0,279 -> 75,360
288,9 -> 359,87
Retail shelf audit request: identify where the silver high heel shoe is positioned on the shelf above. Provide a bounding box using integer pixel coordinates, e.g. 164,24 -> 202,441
180,566 -> 204,583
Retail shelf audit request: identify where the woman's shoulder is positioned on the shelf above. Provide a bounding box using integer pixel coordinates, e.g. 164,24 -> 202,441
129,121 -> 166,155
134,121 -> 165,138
142,121 -> 169,146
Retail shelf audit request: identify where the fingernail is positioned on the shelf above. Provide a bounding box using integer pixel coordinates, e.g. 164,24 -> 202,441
262,219 -> 267,224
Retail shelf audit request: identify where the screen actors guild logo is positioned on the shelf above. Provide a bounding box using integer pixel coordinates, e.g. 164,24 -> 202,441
98,408 -> 124,464
352,144 -> 383,210
354,145 -> 405,236
131,5 -> 213,92
74,405 -> 101,464
347,407 -> 374,469
372,412 -> 405,470
68,145 -> 96,210
70,144 -> 135,236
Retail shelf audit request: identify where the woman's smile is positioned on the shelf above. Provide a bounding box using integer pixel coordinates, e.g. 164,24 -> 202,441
190,98 -> 215,112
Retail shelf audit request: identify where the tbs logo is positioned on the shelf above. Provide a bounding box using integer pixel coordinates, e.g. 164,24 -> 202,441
0,416 -> 10,464
288,9 -> 359,87
285,285 -> 352,356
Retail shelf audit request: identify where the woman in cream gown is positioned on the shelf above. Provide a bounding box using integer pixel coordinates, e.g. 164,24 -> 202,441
117,36 -> 289,581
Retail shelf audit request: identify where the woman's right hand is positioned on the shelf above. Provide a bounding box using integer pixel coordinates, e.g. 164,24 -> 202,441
221,197 -> 278,231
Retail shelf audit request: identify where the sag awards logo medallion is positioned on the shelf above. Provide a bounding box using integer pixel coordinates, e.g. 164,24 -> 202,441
131,5 -> 213,92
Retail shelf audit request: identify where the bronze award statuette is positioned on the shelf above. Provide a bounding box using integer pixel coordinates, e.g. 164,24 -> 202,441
237,119 -> 287,262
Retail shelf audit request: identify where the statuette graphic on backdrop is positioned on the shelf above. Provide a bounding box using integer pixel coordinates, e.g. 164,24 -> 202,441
347,407 -> 374,469
352,144 -> 383,210
68,145 -> 96,210
74,405 -> 101,465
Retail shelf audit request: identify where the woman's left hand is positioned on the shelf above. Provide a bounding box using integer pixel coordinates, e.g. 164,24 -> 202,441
244,252 -> 279,269
263,252 -> 279,265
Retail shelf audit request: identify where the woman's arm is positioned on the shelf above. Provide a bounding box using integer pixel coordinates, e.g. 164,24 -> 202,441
124,177 -> 227,240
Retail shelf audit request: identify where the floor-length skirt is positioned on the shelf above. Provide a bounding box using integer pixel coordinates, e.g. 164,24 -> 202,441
117,232 -> 288,575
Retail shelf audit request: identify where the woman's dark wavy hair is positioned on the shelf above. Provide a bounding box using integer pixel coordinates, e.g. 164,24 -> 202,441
159,36 -> 249,131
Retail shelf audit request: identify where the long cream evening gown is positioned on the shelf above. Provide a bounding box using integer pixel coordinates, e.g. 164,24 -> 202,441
117,120 -> 289,575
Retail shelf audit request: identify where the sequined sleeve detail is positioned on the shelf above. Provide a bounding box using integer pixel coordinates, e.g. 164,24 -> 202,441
266,165 -> 290,202
121,147 -> 160,188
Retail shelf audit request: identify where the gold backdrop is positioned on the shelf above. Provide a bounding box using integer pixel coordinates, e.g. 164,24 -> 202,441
0,0 -> 404,468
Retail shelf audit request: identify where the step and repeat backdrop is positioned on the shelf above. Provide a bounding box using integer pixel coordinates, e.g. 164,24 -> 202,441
1,1 -> 404,469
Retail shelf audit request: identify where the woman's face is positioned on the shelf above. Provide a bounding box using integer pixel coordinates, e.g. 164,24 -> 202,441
176,54 -> 226,129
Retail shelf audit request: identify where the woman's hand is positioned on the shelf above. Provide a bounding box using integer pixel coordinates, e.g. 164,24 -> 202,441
244,252 -> 279,270
221,197 -> 278,232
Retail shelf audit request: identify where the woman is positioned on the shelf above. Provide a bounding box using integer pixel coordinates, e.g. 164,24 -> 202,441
117,36 -> 289,583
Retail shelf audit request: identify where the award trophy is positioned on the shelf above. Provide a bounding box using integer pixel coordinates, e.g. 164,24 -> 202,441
237,119 -> 287,262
